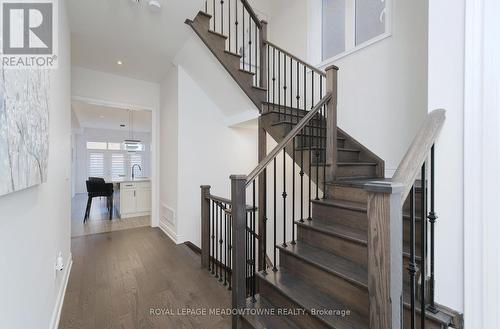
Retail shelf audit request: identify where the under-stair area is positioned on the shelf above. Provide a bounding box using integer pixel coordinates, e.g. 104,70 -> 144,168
188,1 -> 463,328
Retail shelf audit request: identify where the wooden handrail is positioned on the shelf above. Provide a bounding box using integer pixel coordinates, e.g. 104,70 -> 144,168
240,0 -> 262,28
264,40 -> 330,77
392,109 -> 446,202
205,194 -> 256,211
246,93 -> 332,184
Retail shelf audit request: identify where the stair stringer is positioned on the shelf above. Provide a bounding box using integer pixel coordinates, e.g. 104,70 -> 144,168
185,11 -> 266,110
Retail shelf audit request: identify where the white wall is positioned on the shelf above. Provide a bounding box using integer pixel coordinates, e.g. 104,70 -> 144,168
0,1 -> 72,328
74,128 -> 152,194
262,0 -> 428,176
159,65 -> 258,246
159,65 -> 179,240
71,66 -> 161,226
428,0 -> 465,313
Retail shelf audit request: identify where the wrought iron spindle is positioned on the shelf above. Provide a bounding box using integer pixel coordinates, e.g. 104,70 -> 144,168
303,65 -> 307,111
321,79 -> 326,199
215,201 -> 219,278
252,180 -> 256,302
213,0 -> 216,31
228,0 -> 231,50
408,185 -> 417,329
219,205 -> 223,282
255,21 -> 258,85
272,47 -> 276,114
273,157 -> 277,271
248,19 -> 251,74
235,0 -> 238,55
420,163 -> 427,327
300,127 -> 305,222
211,200 -> 215,274
292,136 -> 296,244
296,61 -> 300,111
242,7 -> 245,65
205,0 -> 208,13
282,149 -> 287,247
283,54 -> 287,113
278,51 -> 281,118
308,125 -> 312,220
427,145 -> 438,313
220,1 -> 224,34
224,208 -> 228,286
228,211 -> 232,290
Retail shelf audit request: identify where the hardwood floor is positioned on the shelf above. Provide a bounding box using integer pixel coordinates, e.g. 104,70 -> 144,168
71,193 -> 150,237
59,227 -> 231,329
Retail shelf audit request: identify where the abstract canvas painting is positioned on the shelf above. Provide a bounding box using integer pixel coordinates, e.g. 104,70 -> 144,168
0,68 -> 50,196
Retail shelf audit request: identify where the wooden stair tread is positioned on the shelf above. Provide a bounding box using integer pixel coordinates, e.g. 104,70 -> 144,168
402,285 -> 454,326
338,162 -> 378,166
277,241 -> 368,289
224,49 -> 242,58
296,147 -> 359,153
312,198 -> 367,212
197,10 -> 212,19
242,296 -> 301,329
296,220 -> 367,245
258,269 -> 369,329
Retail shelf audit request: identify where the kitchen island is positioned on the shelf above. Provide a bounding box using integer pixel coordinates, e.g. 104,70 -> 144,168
113,178 -> 151,219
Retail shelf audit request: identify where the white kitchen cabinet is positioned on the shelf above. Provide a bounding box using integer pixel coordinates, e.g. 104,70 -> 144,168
117,181 -> 151,218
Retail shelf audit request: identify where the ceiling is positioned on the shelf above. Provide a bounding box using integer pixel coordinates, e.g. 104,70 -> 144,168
72,101 -> 152,132
68,0 -> 204,82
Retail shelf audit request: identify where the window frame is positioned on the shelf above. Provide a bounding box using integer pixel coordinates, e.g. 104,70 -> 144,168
309,0 -> 393,67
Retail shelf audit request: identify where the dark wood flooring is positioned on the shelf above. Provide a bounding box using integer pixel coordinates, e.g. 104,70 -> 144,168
59,227 -> 231,329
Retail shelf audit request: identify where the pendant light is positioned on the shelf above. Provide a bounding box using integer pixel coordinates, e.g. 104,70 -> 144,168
123,110 -> 143,152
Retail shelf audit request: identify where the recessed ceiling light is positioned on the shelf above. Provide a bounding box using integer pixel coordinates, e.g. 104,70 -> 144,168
117,60 -> 123,65
99,115 -> 105,119
149,0 -> 161,11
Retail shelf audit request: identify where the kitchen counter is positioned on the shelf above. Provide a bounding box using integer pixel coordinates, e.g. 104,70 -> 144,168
113,179 -> 151,218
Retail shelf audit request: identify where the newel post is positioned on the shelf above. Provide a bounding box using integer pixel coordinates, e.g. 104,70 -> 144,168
230,175 -> 247,329
325,65 -> 339,183
200,185 -> 211,268
364,181 -> 404,329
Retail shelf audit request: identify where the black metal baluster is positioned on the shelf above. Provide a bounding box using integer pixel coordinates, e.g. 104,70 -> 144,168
278,51 -> 281,116
283,54 -> 287,116
213,0 -> 216,31
252,180 -> 257,302
215,201 -> 219,278
292,136 -> 296,244
408,185 -> 417,329
296,61 -> 300,113
220,1 -> 224,34
311,71 -> 315,109
322,78 -> 326,199
300,127 -> 305,222
421,163 -> 427,328
248,19 -> 252,75
303,65 -> 307,111
211,200 -> 215,273
242,7 -> 245,68
282,149 -> 287,247
308,126 -> 312,220
290,57 -> 293,121
228,210 -> 232,290
255,21 -> 258,85
273,157 -> 277,271
224,206 -> 228,286
219,204 -> 223,282
427,145 -> 438,313
245,211 -> 249,295
235,0 -> 238,55
228,0 -> 231,51
205,0 -> 208,13
272,47 -> 276,113
262,168 -> 268,275
267,45 -> 270,103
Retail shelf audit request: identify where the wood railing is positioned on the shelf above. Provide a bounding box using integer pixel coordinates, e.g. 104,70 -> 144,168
363,109 -> 446,329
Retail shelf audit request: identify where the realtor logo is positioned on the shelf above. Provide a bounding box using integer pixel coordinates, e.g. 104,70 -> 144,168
1,0 -> 58,68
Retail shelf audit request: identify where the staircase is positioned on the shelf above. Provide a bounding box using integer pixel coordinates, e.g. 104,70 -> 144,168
190,1 -> 463,328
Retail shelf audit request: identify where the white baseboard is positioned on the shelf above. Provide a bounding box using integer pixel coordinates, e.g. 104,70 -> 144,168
159,219 -> 184,244
50,254 -> 73,329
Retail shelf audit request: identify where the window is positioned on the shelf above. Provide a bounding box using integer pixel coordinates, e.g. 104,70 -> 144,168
321,0 -> 390,61
88,152 -> 104,177
108,142 -> 122,151
111,154 -> 125,179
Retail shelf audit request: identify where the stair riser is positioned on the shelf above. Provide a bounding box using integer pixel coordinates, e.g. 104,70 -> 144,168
337,164 -> 377,178
280,252 -> 369,317
312,202 -> 367,232
295,136 -> 344,149
297,226 -> 368,268
261,106 -> 324,122
259,278 -> 332,329
338,150 -> 360,162
327,185 -> 368,203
